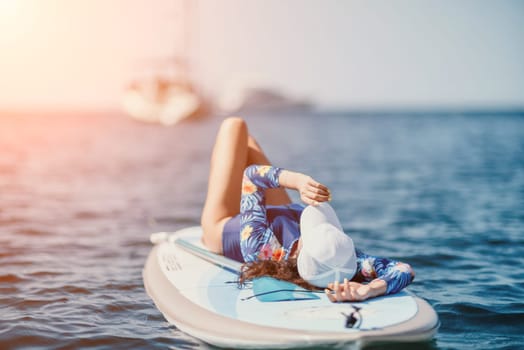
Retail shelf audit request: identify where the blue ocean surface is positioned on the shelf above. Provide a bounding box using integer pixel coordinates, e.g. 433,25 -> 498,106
0,111 -> 523,349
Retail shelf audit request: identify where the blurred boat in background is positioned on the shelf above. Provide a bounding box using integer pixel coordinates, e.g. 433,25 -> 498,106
122,59 -> 209,125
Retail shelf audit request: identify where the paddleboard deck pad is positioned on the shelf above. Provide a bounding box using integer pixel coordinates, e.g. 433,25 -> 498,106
143,226 -> 439,348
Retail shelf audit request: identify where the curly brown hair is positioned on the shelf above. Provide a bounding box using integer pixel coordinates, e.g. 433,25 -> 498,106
238,258 -> 320,291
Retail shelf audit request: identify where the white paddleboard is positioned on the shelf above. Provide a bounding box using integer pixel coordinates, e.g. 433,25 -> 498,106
143,226 -> 439,349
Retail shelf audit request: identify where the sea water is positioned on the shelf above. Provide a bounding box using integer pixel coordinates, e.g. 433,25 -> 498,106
1,111 -> 522,349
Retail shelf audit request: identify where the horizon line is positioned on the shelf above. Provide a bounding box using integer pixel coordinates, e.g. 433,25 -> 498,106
1,105 -> 524,118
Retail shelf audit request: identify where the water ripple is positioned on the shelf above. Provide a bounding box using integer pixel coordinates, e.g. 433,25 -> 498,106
1,112 -> 523,349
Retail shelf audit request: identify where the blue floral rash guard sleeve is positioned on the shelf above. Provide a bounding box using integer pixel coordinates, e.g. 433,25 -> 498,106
355,249 -> 415,295
240,165 -> 287,262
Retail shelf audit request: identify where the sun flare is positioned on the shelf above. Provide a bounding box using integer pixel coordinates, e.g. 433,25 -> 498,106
0,0 -> 24,36
0,0 -> 21,17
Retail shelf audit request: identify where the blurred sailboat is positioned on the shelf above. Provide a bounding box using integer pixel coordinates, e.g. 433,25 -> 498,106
122,1 -> 209,125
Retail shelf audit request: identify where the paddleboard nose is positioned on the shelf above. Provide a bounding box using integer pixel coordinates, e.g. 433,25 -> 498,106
150,232 -> 169,244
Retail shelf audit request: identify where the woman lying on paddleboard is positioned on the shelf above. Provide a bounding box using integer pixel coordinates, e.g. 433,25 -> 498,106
201,117 -> 415,302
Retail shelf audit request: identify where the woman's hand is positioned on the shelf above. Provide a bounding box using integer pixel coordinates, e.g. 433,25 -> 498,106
297,174 -> 331,206
279,170 -> 331,206
324,278 -> 387,302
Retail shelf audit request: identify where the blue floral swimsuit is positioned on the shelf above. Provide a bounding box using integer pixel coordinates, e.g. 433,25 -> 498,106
222,165 -> 414,295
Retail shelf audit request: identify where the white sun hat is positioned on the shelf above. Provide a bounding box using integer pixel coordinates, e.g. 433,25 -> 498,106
297,202 -> 357,288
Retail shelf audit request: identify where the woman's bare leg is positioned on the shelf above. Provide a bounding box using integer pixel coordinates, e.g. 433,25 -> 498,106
201,117 -> 249,253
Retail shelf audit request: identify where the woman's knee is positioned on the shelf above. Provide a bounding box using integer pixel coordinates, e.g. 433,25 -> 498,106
219,116 -> 248,136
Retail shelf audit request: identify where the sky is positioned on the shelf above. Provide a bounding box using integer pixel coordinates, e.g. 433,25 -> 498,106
0,0 -> 523,111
